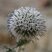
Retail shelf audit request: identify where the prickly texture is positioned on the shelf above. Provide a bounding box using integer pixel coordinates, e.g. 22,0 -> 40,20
7,7 -> 46,42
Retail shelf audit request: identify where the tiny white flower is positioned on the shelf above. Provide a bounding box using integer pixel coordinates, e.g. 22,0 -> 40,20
7,7 -> 46,42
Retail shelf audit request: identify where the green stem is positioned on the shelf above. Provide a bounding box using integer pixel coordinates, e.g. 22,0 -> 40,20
18,46 -> 25,52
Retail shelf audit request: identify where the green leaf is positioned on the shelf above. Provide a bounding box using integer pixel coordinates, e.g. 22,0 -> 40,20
6,48 -> 16,52
16,39 -> 29,47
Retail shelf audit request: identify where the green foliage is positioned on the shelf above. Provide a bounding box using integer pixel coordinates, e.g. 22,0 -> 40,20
6,48 -> 16,52
16,39 -> 30,47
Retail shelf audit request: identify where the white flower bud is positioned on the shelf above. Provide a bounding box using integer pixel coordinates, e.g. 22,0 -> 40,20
7,7 -> 46,42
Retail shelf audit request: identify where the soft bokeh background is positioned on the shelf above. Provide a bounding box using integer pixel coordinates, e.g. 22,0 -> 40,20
0,0 -> 52,52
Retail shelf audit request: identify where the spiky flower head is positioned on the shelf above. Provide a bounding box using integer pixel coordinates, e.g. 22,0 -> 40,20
7,7 -> 46,42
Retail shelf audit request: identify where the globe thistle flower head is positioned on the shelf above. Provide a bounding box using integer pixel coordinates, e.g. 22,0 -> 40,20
7,7 -> 46,41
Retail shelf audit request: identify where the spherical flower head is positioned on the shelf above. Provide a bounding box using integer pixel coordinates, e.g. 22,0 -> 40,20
7,7 -> 46,41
